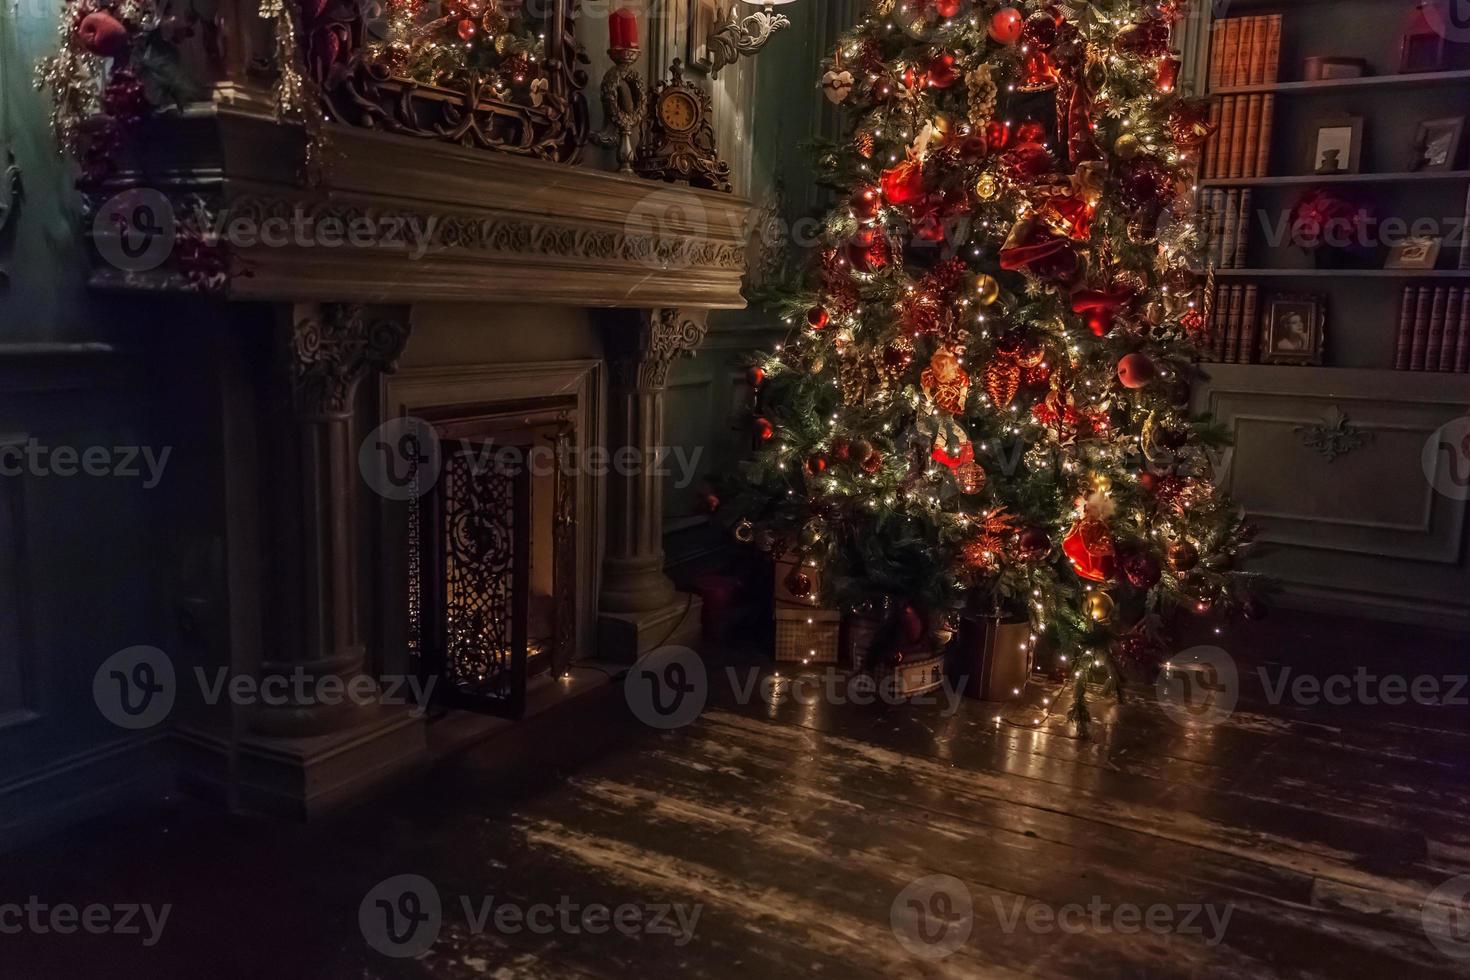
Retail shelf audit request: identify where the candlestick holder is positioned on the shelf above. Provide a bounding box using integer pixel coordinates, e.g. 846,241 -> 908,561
591,47 -> 647,175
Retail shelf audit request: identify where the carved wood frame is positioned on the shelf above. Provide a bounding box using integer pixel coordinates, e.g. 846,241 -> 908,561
298,0 -> 589,163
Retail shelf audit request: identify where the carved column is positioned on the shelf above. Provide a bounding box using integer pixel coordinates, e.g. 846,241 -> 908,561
253,302 -> 411,737
598,308 -> 709,659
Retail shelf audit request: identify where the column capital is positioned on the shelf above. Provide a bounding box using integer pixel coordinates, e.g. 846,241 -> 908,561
602,307 -> 710,391
288,303 -> 411,418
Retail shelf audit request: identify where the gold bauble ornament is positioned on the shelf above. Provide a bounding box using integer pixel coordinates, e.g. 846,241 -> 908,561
1085,591 -> 1116,622
734,518 -> 754,543
1114,133 -> 1142,159
975,173 -> 1000,200
971,273 -> 1001,305
1166,538 -> 1200,572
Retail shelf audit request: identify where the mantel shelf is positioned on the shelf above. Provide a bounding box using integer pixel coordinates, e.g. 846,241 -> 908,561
1212,69 -> 1470,97
1200,171 -> 1470,188
88,94 -> 753,310
1214,268 -> 1470,279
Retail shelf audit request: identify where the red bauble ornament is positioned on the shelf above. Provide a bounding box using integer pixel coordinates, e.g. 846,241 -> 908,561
753,417 -> 775,442
456,17 -> 477,40
1120,551 -> 1162,590
880,159 -> 926,207
784,567 -> 814,599
1117,156 -> 1175,216
1156,55 -> 1182,93
988,7 -> 1024,45
846,228 -> 889,272
807,306 -> 830,330
926,52 -> 960,89
1016,120 -> 1047,144
1117,352 -> 1157,389
746,366 -> 765,387
1015,525 -> 1051,561
78,11 -> 130,57
860,449 -> 884,474
805,454 -> 828,475
1062,520 -> 1116,583
1137,470 -> 1160,494
832,437 -> 851,461
985,119 -> 1012,151
850,186 -> 882,222
933,0 -> 963,17
698,490 -> 721,513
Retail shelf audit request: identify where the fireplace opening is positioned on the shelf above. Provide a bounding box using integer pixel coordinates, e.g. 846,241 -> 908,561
410,398 -> 577,717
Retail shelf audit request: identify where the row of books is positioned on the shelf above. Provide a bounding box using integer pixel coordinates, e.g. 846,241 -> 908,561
1202,189 -> 1252,269
1199,285 -> 1260,364
1202,95 -> 1275,179
1394,287 -> 1470,372
1208,14 -> 1282,91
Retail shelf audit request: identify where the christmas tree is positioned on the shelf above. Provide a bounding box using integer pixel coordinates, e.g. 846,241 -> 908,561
736,0 -> 1264,723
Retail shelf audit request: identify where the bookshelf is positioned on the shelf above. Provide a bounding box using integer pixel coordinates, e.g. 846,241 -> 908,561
1185,0 -> 1470,629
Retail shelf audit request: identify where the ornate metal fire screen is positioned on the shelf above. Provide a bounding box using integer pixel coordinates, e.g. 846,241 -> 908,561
413,410 -> 576,717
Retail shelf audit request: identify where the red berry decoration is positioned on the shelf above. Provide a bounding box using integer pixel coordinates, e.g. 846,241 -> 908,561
1117,352 -> 1157,389
807,306 -> 830,330
77,11 -> 130,58
989,7 -> 1024,45
1016,120 -> 1046,144
746,366 -> 765,387
753,417 -> 774,442
850,186 -> 881,222
986,119 -> 1012,151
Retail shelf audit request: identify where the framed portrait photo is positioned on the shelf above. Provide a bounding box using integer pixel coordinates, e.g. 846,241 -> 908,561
1385,236 -> 1442,269
1261,294 -> 1326,365
1409,116 -> 1464,172
1308,115 -> 1362,175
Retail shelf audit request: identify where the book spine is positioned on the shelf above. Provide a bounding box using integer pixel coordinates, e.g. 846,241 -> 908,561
1395,286 -> 1416,370
1441,289 -> 1463,371
1461,184 -> 1470,270
1220,190 -> 1239,268
1222,18 -> 1242,87
1233,190 -> 1251,268
1211,285 -> 1229,360
1265,15 -> 1283,84
1427,287 -> 1449,371
1224,286 -> 1245,363
1246,17 -> 1268,87
1254,95 -> 1275,178
1226,97 -> 1248,178
1211,97 -> 1236,179
1457,290 -> 1470,372
1204,100 -> 1223,179
1240,284 -> 1259,363
1209,21 -> 1226,92
1209,190 -> 1227,267
1411,286 -> 1433,370
1241,95 -> 1263,178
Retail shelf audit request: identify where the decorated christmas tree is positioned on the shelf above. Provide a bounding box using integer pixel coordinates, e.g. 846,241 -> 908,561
735,0 -> 1265,722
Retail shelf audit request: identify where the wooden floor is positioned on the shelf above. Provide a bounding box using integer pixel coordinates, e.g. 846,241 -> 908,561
4,611 -> 1470,978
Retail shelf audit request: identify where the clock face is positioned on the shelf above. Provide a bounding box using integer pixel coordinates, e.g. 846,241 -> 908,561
658,91 -> 699,134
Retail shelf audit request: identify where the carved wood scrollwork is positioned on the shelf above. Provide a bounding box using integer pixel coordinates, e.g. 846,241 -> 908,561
606,308 -> 710,391
289,303 -> 411,417
296,0 -> 589,163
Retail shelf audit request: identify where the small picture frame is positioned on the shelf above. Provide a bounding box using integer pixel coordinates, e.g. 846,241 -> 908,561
1309,115 -> 1363,175
1260,294 -> 1326,365
1409,116 -> 1464,172
1385,236 -> 1442,269
686,0 -> 720,73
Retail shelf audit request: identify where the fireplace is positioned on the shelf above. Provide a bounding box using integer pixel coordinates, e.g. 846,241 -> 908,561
412,400 -> 578,717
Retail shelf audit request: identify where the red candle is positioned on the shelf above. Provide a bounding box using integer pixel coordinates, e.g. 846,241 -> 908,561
609,7 -> 638,50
